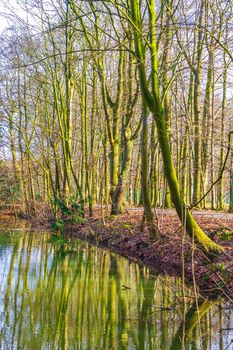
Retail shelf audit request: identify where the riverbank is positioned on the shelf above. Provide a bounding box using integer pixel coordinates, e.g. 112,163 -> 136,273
63,208 -> 233,300
1,205 -> 233,300
0,220 -> 232,350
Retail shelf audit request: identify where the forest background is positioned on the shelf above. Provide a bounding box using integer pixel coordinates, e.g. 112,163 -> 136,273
0,0 -> 233,254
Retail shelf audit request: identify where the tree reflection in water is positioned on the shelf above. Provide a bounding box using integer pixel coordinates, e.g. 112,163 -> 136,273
0,230 -> 232,349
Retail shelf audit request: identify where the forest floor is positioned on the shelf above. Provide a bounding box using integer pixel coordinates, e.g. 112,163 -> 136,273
63,207 -> 233,301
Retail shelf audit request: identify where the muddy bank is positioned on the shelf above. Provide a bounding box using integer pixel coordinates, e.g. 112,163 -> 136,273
64,210 -> 233,300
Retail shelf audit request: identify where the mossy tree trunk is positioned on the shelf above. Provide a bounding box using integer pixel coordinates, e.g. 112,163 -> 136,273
217,50 -> 227,210
128,0 -> 223,252
192,0 -> 205,207
141,102 -> 159,237
230,149 -> 233,213
161,0 -> 172,208
202,11 -> 215,208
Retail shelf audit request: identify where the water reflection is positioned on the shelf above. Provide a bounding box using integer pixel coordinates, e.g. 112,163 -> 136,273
0,230 -> 232,349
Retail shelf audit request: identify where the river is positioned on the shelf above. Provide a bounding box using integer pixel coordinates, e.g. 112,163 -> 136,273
0,220 -> 232,349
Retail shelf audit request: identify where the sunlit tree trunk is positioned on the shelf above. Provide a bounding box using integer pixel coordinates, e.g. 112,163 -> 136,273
128,0 -> 223,252
229,148 -> 233,213
141,102 -> 159,236
217,51 -> 227,210
192,0 -> 205,206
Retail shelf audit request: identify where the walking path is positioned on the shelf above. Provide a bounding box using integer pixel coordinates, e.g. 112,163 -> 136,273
125,207 -> 233,221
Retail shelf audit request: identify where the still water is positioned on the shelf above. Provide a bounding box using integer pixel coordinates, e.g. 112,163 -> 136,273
0,222 -> 232,350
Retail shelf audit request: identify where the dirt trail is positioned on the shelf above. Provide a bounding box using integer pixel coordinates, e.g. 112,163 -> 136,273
125,207 -> 233,220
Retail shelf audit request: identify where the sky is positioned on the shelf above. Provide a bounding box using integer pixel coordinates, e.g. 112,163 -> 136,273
0,0 -> 17,33
0,12 -> 10,33
0,0 -> 31,34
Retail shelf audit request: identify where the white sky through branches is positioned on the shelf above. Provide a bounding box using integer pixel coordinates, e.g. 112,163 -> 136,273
0,0 -> 37,34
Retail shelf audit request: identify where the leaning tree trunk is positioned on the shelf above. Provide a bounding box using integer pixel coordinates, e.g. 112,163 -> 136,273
129,0 -> 223,252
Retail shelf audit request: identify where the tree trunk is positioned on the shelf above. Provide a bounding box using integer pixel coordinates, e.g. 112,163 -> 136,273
140,102 -> 159,237
129,0 -> 223,252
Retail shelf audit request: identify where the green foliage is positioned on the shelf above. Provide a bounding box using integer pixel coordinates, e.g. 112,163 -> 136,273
71,202 -> 84,217
219,232 -> 233,241
52,198 -> 72,216
51,197 -> 86,228
52,197 -> 84,217
217,281 -> 224,288
70,215 -> 86,224
51,219 -> 65,232
211,262 -> 228,276
201,273 -> 210,281
213,228 -> 233,241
